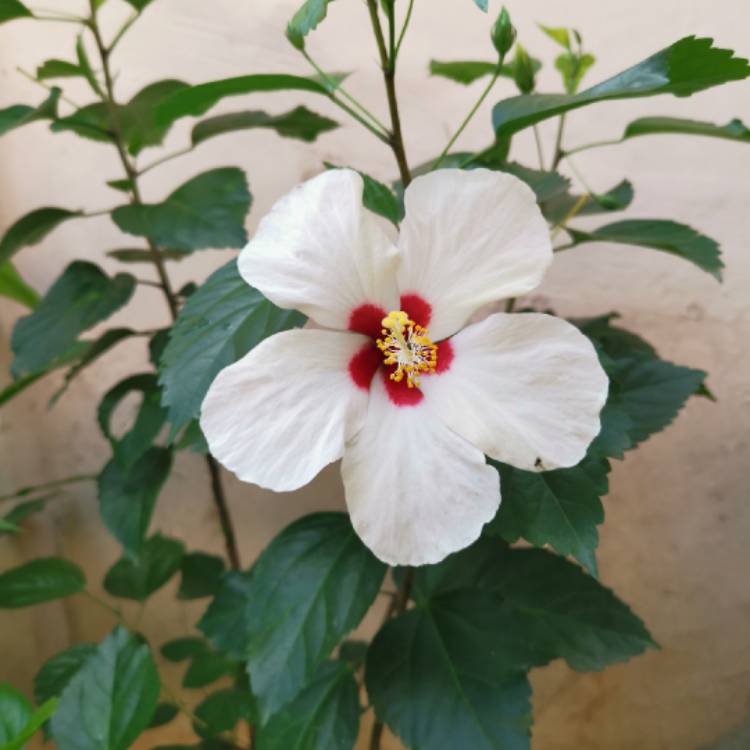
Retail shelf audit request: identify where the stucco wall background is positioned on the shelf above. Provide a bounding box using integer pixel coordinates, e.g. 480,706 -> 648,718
1,0 -> 749,748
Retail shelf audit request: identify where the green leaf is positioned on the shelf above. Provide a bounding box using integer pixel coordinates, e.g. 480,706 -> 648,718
366,603 -> 533,750
543,179 -> 634,224
0,497 -> 50,537
287,0 -> 336,42
255,661 -> 358,750
161,637 -> 208,662
37,60 -> 82,79
104,534 -> 184,601
0,262 -> 38,308
429,58 -> 541,85
160,638 -> 232,690
498,162 -> 569,202
51,328 -> 137,404
98,446 -> 173,557
0,558 -> 85,608
51,102 -> 111,142
243,512 -> 386,719
194,689 -> 257,738
178,553 -> 226,600
112,168 -> 251,251
0,88 -> 60,137
337,640 -> 368,671
50,626 -> 160,750
485,454 -> 610,575
198,571 -> 254,658
34,644 -> 97,705
192,105 -> 337,146
0,684 -> 32,746
472,0 -> 488,10
1,698 -> 58,750
123,0 -> 153,10
159,259 -> 305,434
148,703 -> 178,729
0,207 -> 81,265
555,51 -> 596,94
539,24 -> 570,49
566,219 -> 723,279
98,374 -> 168,469
414,539 -> 657,671
11,261 -> 136,377
0,0 -> 31,25
360,172 -> 403,226
493,37 -> 750,138
120,80 -> 189,155
76,34 -> 104,97
153,74 -> 334,131
107,248 -> 188,263
616,115 -> 750,144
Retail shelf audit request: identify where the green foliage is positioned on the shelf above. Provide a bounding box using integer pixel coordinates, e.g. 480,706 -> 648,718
161,637 -> 233,690
566,219 -> 723,279
241,513 -> 386,719
492,36 -> 750,137
198,571 -> 254,658
159,259 -> 305,434
98,447 -> 173,557
603,116 -> 750,146
472,0 -> 488,10
10,261 -> 135,377
104,534 -> 184,601
255,661 -> 359,750
50,627 -> 160,750
112,168 -> 251,251
0,88 -> 60,137
0,207 -> 81,265
428,58 -> 540,85
490,7 -> 515,58
543,179 -> 634,224
0,497 -> 50,537
0,262 -> 38,308
148,703 -> 179,729
37,59 -> 82,79
34,645 -> 97,706
0,558 -> 85,608
0,684 -> 57,750
486,454 -> 609,574
194,688 -> 257,738
0,0 -> 31,25
287,0 -> 336,47
178,553 -> 226,600
153,74 -> 334,131
192,106 -> 338,145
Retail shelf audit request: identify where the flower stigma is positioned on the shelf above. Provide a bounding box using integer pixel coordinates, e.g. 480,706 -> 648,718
376,310 -> 437,388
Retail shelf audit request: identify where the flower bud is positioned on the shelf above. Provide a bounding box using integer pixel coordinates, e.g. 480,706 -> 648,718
491,7 -> 516,59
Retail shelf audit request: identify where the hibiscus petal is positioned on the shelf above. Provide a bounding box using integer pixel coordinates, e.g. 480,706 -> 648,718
397,168 -> 552,340
341,376 -> 500,566
201,329 -> 369,491
239,169 -> 399,331
422,312 -> 609,471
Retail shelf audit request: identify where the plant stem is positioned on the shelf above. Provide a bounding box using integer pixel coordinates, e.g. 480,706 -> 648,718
0,474 -> 96,503
16,67 -> 81,109
136,145 -> 195,177
365,0 -> 412,187
87,1 -> 241,572
533,125 -> 545,169
561,137 -> 623,159
432,61 -> 503,171
551,113 -> 567,170
394,0 -> 415,60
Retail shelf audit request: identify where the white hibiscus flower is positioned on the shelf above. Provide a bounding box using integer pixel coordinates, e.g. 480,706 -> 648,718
200,168 -> 608,566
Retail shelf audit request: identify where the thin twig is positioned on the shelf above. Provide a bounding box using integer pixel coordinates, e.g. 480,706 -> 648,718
0,474 -> 96,503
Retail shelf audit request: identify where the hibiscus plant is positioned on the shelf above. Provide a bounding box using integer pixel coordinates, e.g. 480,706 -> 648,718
0,0 -> 747,748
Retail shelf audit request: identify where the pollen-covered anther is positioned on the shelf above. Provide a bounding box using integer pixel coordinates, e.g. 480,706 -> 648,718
376,310 -> 438,388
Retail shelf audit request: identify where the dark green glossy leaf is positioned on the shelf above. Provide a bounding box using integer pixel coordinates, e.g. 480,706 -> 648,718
566,219 -> 723,279
148,703 -> 178,729
0,261 -> 38,308
160,638 -> 232,690
98,446 -> 173,557
493,37 -> 750,138
37,59 -> 81,79
486,455 -> 610,575
324,163 -> 403,225
10,261 -> 135,377
244,512 -> 386,719
50,626 -> 160,750
104,534 -> 184,601
414,539 -> 657,671
543,179 -> 634,224
499,162 -> 569,202
34,644 -> 97,705
0,207 -> 81,265
98,374 -> 168,469
429,58 -> 541,85
198,571 -> 254,658
153,74 -> 333,131
106,248 -> 188,263
256,661 -> 358,750
0,558 -> 85,608
192,105 -> 337,145
159,259 -> 305,434
366,601 -> 533,750
0,0 -> 31,25
51,328 -> 137,404
616,116 -> 750,145
161,636 -> 207,662
178,553 -> 226,600
0,88 -> 60,137
194,689 -> 257,738
106,179 -> 134,193
52,102 -> 111,142
112,168 -> 251,251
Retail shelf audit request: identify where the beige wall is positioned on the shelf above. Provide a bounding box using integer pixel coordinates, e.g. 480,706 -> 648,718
1,1 -> 750,748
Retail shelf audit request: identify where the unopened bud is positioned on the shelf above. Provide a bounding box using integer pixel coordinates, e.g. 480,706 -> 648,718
491,7 -> 516,58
